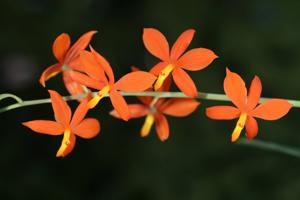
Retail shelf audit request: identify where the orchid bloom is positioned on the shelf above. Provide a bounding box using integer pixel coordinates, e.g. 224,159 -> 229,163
70,47 -> 156,121
110,96 -> 199,141
22,90 -> 100,157
206,68 -> 292,142
143,28 -> 218,97
39,31 -> 97,96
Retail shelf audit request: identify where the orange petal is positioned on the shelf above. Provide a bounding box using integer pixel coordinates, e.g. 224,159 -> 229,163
109,89 -> 130,121
63,71 -> 86,96
52,33 -> 71,63
110,104 -> 149,119
172,67 -> 198,97
245,116 -> 258,140
90,46 -> 115,84
70,71 -> 104,90
143,28 -> 170,61
224,68 -> 247,109
56,132 -> 76,157
251,99 -> 292,120
170,29 -> 195,60
48,90 -> 72,126
39,63 -> 62,87
159,98 -> 200,117
80,50 -> 107,82
22,120 -> 64,135
176,48 -> 218,71
154,113 -> 169,141
115,71 -> 156,92
65,31 -> 97,64
150,62 -> 168,76
73,118 -> 100,139
246,76 -> 262,110
70,98 -> 89,127
206,106 -> 240,120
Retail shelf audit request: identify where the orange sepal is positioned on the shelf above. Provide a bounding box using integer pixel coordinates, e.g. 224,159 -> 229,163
70,98 -> 89,127
143,28 -> 170,61
159,99 -> 200,117
206,106 -> 240,120
245,116 -> 258,140
224,68 -> 247,109
110,104 -> 149,119
39,63 -> 62,87
22,120 -> 64,135
62,71 -> 86,97
172,67 -> 198,97
73,118 -> 100,139
48,90 -> 72,126
170,29 -> 195,60
115,71 -> 156,92
177,48 -> 218,71
70,71 -> 104,90
52,33 -> 71,63
251,99 -> 292,120
154,113 -> 169,141
109,88 -> 130,121
65,31 -> 97,64
247,76 -> 262,110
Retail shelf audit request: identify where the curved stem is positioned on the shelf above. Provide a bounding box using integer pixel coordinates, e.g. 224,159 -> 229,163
1,91 -> 300,114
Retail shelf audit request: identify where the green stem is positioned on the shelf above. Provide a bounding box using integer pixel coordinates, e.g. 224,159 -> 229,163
237,138 -> 300,158
1,91 -> 300,114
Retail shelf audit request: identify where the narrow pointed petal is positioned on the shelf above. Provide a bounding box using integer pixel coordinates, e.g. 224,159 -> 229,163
110,89 -> 130,121
251,99 -> 292,120
62,71 -> 86,96
48,90 -> 72,126
110,104 -> 149,119
22,120 -> 64,135
52,33 -> 71,62
150,62 -> 168,76
73,118 -> 100,139
224,68 -> 247,109
70,71 -> 104,90
160,99 -> 200,117
70,98 -> 89,127
65,31 -> 97,64
172,67 -> 198,97
80,50 -> 107,82
177,48 -> 218,71
245,116 -> 258,140
154,113 -> 169,141
143,28 -> 170,61
39,63 -> 62,87
56,132 -> 76,157
115,72 -> 156,92
90,46 -> 115,84
170,29 -> 195,60
247,76 -> 262,110
206,106 -> 240,120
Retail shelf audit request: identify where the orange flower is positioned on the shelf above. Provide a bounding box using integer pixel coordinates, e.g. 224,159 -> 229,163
206,68 -> 292,142
143,28 -> 218,97
22,90 -> 100,157
70,47 -> 157,121
39,31 -> 97,96
110,97 -> 200,141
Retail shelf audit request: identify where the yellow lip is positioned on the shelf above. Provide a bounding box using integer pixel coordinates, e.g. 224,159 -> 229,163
140,114 -> 155,137
56,128 -> 71,157
231,113 -> 247,142
88,85 -> 110,109
154,64 -> 174,90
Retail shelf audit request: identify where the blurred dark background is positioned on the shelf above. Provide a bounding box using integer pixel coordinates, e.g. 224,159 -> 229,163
1,0 -> 300,199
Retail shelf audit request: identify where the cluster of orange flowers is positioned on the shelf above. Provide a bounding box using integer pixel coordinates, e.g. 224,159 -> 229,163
22,29 -> 292,157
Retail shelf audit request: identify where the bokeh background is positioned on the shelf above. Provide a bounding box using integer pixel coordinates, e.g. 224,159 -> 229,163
1,0 -> 300,199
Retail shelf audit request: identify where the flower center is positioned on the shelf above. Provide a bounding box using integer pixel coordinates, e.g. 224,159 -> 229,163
56,128 -> 71,157
231,113 -> 247,142
141,114 -> 155,137
88,85 -> 110,109
154,64 -> 174,90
